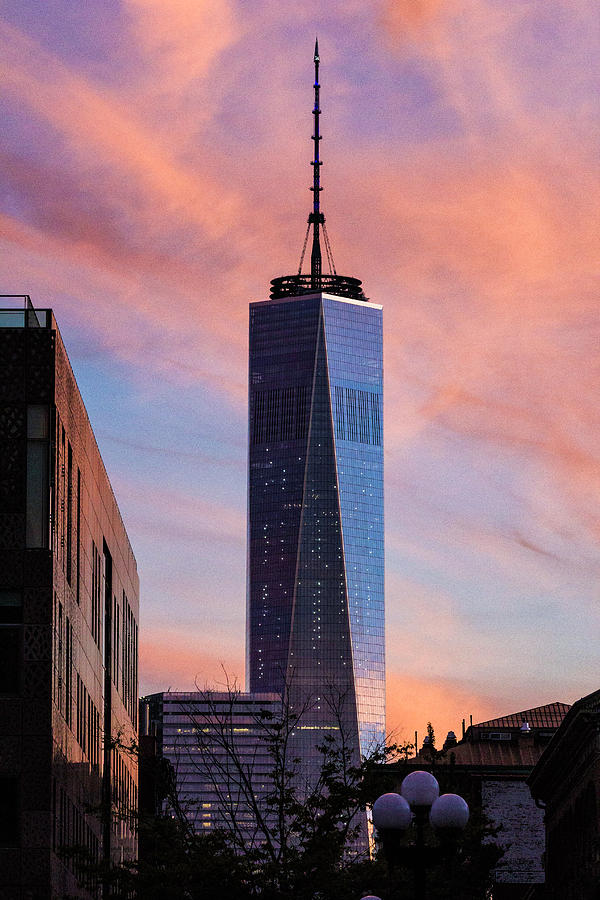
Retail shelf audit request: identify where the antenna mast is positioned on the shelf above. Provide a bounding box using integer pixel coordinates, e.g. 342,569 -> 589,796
271,40 -> 366,302
310,38 -> 323,289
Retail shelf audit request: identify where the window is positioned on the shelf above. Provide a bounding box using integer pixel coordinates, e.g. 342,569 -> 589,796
0,591 -> 21,625
0,777 -> 19,846
0,629 -> 20,695
66,443 -> 73,584
333,387 -> 381,445
91,542 -> 103,648
76,469 -> 81,603
252,386 -> 309,444
0,591 -> 22,695
26,405 -> 50,548
65,617 -> 73,728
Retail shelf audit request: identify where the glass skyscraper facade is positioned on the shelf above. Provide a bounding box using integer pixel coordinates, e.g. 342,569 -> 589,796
247,291 -> 384,763
141,692 -> 280,839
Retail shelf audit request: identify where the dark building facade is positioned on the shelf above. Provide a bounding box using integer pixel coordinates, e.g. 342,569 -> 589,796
0,299 -> 139,898
140,691 -> 280,840
528,688 -> 600,900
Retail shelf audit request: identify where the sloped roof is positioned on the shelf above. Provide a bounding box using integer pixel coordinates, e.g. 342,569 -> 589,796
414,736 -> 546,769
475,702 -> 570,730
443,739 -> 543,768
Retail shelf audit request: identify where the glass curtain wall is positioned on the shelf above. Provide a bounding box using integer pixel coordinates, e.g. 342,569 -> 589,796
247,293 -> 384,766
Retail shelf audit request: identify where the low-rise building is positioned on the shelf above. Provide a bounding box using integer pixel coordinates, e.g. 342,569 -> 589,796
388,702 -> 570,899
0,297 -> 139,899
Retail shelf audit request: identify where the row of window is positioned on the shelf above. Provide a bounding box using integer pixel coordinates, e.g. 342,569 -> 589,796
54,595 -> 74,728
333,387 -> 381,446
54,411 -> 81,599
251,387 -> 382,448
90,541 -> 103,648
91,542 -> 138,723
252,385 -> 310,445
76,673 -> 101,769
53,780 -> 100,886
117,591 -> 138,727
111,745 -> 137,831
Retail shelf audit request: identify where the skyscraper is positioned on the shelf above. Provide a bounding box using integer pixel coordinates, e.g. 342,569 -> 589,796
247,43 -> 385,767
0,296 -> 139,899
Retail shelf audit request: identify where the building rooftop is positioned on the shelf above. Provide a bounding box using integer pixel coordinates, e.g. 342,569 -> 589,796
0,295 -> 51,328
474,702 -> 571,731
440,738 -> 545,769
269,273 -> 367,301
410,701 -> 572,772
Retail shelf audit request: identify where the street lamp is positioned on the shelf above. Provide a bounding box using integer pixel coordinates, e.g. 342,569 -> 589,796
372,771 -> 469,900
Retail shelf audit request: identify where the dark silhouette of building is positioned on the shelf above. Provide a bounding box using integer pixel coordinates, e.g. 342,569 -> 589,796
389,702 -> 570,899
246,41 -> 385,782
528,688 -> 600,900
0,297 -> 139,898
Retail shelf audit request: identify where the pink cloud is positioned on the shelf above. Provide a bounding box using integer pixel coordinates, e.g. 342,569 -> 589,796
0,20 -> 242,240
380,0 -> 460,35
3,1 -> 598,740
124,0 -> 240,95
140,627 -> 245,695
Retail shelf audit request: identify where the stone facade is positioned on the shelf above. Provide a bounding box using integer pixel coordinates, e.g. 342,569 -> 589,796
482,779 -> 544,884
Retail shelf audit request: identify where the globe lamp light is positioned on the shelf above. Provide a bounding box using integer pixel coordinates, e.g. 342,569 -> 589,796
429,793 -> 470,831
372,792 -> 412,831
401,770 -> 440,809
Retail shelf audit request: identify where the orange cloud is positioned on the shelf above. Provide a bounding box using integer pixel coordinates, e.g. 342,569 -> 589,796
386,670 -> 510,746
3,2 -> 598,736
140,627 -> 245,695
125,0 -> 239,94
381,0 -> 459,34
379,0 -> 590,137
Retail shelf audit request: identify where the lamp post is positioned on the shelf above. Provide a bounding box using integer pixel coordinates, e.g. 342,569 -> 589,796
372,771 -> 469,900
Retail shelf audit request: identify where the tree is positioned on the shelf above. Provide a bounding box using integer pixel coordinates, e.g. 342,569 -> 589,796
95,680 -> 410,898
157,679 -> 410,899
66,700 -> 501,899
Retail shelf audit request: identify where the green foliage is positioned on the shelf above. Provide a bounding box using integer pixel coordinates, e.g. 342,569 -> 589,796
79,709 -> 502,900
426,721 -> 436,749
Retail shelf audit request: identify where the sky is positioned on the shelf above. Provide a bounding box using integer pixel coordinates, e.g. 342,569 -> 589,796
1,0 -> 598,746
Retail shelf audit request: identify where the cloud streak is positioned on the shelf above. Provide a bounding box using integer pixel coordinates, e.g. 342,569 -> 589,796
2,0 -> 598,736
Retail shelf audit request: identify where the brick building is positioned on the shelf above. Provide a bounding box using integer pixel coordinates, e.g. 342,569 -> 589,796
528,688 -> 600,900
0,297 -> 139,898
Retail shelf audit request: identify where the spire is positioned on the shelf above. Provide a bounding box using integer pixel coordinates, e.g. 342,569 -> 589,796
270,41 -> 366,302
309,37 -> 323,289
